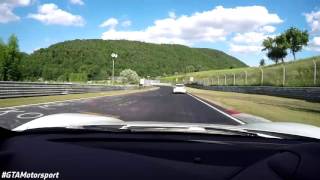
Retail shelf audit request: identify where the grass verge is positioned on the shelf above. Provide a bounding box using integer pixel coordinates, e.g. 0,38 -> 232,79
187,87 -> 320,127
0,87 -> 157,108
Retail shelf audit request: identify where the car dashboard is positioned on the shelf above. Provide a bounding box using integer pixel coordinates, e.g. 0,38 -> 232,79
0,128 -> 320,180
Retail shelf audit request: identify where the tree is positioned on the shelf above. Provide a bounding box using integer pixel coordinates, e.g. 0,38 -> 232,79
0,38 -> 7,80
274,34 -> 288,63
285,27 -> 309,60
119,69 -> 139,84
8,35 -> 22,80
9,39 -> 246,81
195,64 -> 203,72
259,59 -> 265,67
262,36 -> 287,64
69,73 -> 88,82
0,34 -> 22,81
185,65 -> 195,73
262,37 -> 273,51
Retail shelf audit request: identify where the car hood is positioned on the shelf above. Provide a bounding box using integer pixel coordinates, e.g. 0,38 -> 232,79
13,113 -> 125,131
12,113 -> 320,139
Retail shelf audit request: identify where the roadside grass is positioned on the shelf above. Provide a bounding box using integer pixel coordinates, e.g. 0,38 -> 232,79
187,87 -> 320,127
162,56 -> 320,87
0,87 -> 156,108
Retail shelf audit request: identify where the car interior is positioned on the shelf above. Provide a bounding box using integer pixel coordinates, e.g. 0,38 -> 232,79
1,127 -> 320,180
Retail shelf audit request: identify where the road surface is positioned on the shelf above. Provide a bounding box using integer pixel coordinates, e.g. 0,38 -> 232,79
0,86 -> 241,129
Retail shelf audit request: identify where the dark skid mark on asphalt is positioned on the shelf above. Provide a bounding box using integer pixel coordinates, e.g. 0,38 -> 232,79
0,86 -> 239,129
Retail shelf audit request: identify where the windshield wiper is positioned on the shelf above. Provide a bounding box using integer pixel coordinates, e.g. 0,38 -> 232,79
122,125 -> 280,138
21,125 -> 128,134
204,127 -> 280,138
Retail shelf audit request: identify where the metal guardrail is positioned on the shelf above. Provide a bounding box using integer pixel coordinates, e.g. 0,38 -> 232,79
187,84 -> 320,102
0,81 -> 137,99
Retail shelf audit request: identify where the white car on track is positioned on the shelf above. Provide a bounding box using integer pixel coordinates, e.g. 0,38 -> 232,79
173,84 -> 187,94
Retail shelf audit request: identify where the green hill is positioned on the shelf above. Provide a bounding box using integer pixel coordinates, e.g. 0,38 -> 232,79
22,39 -> 247,81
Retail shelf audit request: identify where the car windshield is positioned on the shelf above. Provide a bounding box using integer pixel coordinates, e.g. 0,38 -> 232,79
0,0 -> 319,139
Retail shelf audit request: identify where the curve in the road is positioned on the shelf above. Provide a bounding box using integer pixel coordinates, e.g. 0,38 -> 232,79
0,86 -> 240,129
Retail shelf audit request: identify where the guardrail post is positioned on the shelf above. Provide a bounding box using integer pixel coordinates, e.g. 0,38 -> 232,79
244,71 -> 248,85
260,67 -> 263,86
211,78 -> 214,86
282,64 -> 286,86
217,75 -> 220,85
224,74 -> 227,85
233,73 -> 236,86
313,59 -> 317,85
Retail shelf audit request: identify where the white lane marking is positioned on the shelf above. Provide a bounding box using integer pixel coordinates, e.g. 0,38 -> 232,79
187,93 -> 245,125
0,87 -> 159,110
0,96 -> 104,110
0,108 -> 24,116
17,112 -> 44,119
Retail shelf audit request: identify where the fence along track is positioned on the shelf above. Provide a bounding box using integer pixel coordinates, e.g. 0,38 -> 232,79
188,84 -> 320,102
0,81 -> 136,99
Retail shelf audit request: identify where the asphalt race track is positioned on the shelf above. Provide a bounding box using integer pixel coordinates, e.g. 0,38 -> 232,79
0,86 -> 241,129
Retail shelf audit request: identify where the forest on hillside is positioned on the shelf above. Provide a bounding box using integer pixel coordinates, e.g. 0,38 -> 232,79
0,37 -> 247,82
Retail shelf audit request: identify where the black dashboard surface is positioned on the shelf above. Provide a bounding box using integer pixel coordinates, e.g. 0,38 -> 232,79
1,129 -> 320,180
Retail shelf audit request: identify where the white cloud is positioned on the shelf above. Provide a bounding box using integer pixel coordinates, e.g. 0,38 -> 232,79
0,0 -> 32,23
121,20 -> 131,27
101,29 -> 192,45
0,4 -> 19,23
8,0 -> 31,6
304,10 -> 320,52
229,43 -> 262,54
70,0 -> 84,5
313,36 -> 320,46
101,5 -> 282,45
99,17 -> 118,28
309,36 -> 320,51
229,32 -> 276,53
28,3 -> 85,26
168,11 -> 176,19
260,25 -> 276,33
232,32 -> 268,44
304,10 -> 320,33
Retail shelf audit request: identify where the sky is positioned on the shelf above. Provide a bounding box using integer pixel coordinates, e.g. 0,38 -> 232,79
0,0 -> 320,66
